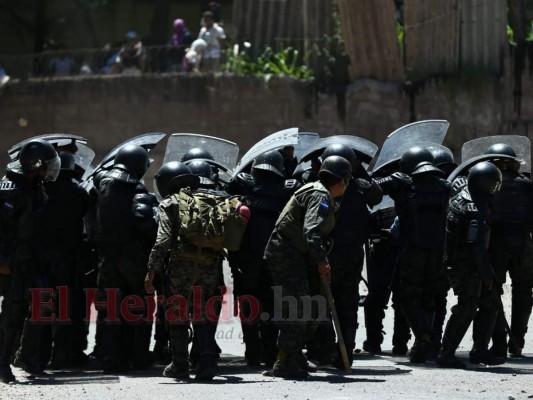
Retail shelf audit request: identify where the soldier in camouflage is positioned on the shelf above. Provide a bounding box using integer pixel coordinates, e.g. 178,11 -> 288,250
144,161 -> 221,381
264,155 -> 352,379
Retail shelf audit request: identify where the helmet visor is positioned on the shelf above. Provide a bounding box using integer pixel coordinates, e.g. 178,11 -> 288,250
45,155 -> 61,182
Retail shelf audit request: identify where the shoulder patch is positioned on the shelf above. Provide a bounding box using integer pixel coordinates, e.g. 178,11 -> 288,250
319,200 -> 329,210
465,203 -> 478,213
284,179 -> 301,191
0,180 -> 16,191
237,172 -> 255,185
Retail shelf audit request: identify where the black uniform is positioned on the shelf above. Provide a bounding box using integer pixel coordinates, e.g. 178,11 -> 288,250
486,169 -> 533,356
226,170 -> 298,366
40,169 -> 89,367
377,171 -> 450,361
363,204 -> 411,355
94,166 -> 157,372
438,186 -> 500,365
0,170 -> 49,379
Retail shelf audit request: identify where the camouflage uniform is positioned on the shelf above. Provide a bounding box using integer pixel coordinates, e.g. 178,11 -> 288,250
147,193 -> 222,377
264,181 -> 336,360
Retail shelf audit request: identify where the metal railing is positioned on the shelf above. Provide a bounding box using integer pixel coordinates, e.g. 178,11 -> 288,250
0,45 -> 192,79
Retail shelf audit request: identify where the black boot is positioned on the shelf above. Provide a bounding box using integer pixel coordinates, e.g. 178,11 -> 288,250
469,349 -> 506,365
0,366 -> 15,384
164,325 -> 190,380
392,305 -> 411,355
471,304 -> 504,365
489,313 -> 508,358
193,323 -> 218,381
363,303 -> 386,352
430,291 -> 448,359
509,298 -> 532,357
163,360 -> 190,379
409,337 -> 431,364
436,309 -> 472,369
259,320 -> 278,367
242,321 -> 261,367
403,305 -> 432,364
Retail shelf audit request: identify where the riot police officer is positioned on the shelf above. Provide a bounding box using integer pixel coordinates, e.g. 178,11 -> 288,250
0,139 -> 60,382
482,144 -> 533,358
40,152 -> 89,369
376,146 -> 450,363
306,144 -> 383,367
93,144 -> 157,373
437,161 -> 505,368
226,150 -> 300,367
428,146 -> 457,357
264,155 -> 351,379
363,194 -> 411,355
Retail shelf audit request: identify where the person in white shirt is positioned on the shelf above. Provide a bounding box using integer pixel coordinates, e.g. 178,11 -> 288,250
198,11 -> 226,72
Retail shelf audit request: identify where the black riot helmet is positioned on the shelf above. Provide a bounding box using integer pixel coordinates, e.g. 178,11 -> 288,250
319,156 -> 352,183
188,159 -> 213,179
187,159 -> 214,185
430,147 -> 456,177
484,143 -> 520,172
467,161 -> 502,195
181,147 -> 214,162
321,143 -> 357,170
400,146 -> 442,176
155,161 -> 200,198
485,143 -> 517,158
251,150 -> 285,177
58,152 -> 76,171
19,139 -> 61,181
114,144 -> 150,179
430,147 -> 454,166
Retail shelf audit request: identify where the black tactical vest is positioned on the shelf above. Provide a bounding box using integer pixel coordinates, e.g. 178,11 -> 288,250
94,168 -> 146,245
399,175 -> 451,249
491,170 -> 532,225
236,172 -> 297,253
331,178 -> 372,248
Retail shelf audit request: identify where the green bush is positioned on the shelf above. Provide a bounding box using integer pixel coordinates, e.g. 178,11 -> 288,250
223,45 -> 314,81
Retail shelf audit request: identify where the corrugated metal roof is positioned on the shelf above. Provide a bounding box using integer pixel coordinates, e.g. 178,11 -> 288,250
232,0 -> 334,57
404,0 -> 461,79
338,0 -> 404,81
460,0 -> 507,73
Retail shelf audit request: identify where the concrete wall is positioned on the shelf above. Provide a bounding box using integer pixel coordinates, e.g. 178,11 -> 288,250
0,66 -> 532,171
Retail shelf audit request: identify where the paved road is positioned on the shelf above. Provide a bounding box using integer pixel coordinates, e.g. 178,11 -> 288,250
1,263 -> 532,400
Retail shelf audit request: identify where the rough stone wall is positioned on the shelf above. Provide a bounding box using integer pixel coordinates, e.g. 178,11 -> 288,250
0,68 -> 531,170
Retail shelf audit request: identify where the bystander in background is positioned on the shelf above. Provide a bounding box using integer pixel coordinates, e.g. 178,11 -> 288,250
198,11 -> 226,73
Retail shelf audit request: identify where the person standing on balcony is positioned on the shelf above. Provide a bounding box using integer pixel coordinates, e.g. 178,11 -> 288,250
197,11 -> 226,73
168,18 -> 193,72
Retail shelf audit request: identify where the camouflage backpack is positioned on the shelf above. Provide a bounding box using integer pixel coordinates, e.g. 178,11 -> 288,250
176,187 -> 249,252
